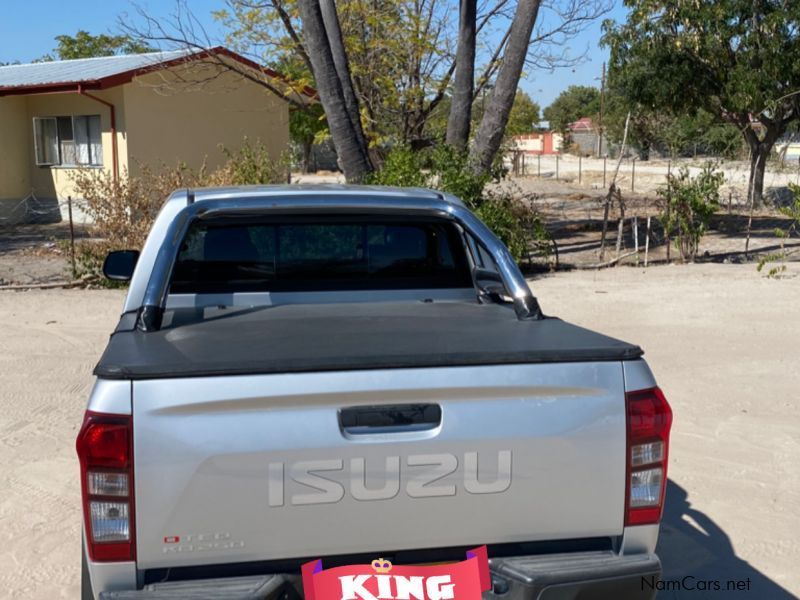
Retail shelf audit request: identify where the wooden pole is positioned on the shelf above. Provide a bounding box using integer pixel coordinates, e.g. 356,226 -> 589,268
600,112 -> 631,261
633,216 -> 639,266
67,196 -> 76,278
537,153 -> 541,177
631,158 -> 636,192
603,156 -> 607,188
644,216 -> 651,267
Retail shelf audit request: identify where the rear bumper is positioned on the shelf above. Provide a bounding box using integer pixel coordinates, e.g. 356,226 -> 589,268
98,551 -> 660,600
99,574 -> 290,599
488,551 -> 661,600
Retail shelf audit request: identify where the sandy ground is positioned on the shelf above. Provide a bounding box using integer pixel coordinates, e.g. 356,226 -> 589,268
0,264 -> 798,599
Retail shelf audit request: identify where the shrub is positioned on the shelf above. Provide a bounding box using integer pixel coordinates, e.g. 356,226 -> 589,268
367,146 -> 427,188
368,145 -> 543,263
658,163 -> 723,261
427,145 -> 499,208
757,182 -> 800,277
70,140 -> 287,283
209,140 -> 289,186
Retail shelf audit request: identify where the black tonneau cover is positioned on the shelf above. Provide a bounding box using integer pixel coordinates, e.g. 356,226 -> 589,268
94,302 -> 643,380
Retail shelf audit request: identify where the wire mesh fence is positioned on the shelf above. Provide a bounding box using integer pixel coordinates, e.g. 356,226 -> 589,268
507,151 -> 800,206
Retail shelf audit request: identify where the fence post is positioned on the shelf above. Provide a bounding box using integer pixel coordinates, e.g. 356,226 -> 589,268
633,216 -> 639,266
67,196 -> 76,278
579,155 -> 582,184
631,157 -> 636,192
644,216 -> 651,267
556,155 -> 560,181
665,160 -> 671,263
603,156 -> 607,188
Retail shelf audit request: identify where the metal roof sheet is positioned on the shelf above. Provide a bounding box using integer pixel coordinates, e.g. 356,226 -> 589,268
0,49 -> 191,88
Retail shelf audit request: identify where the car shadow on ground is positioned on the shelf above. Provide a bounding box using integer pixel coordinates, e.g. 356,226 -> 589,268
656,480 -> 795,599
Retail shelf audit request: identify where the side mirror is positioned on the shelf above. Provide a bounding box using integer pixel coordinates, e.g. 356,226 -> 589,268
103,250 -> 139,281
473,267 -> 507,303
473,267 -> 503,284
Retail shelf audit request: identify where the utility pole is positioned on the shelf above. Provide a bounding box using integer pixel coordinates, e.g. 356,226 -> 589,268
598,62 -> 606,157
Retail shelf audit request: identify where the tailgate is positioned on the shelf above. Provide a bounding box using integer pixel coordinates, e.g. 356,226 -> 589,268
132,362 -> 626,569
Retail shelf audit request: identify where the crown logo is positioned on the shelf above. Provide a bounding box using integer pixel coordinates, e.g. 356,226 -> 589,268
371,558 -> 392,574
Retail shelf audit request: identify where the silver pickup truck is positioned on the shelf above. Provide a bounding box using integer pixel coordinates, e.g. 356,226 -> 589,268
78,185 -> 672,600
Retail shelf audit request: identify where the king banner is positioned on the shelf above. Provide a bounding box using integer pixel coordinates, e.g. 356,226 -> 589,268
301,546 -> 491,600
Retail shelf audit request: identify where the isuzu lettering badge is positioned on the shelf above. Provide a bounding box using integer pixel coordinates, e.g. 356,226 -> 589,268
267,451 -> 512,506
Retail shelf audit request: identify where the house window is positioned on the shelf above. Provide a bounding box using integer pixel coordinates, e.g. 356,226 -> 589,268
33,115 -> 102,167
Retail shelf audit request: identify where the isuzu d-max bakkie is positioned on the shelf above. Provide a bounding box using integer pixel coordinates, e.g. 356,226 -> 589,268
78,185 -> 672,599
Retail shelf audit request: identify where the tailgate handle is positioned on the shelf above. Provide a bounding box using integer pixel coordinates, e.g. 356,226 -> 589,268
339,404 -> 442,435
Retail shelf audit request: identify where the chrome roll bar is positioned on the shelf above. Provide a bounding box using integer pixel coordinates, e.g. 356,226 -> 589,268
137,192 -> 541,331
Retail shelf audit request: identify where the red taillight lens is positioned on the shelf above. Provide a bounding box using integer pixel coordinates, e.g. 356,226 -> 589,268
625,387 -> 672,526
76,412 -> 135,562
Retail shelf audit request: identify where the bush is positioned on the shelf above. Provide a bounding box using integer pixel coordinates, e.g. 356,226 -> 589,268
368,145 -> 544,263
757,182 -> 800,277
70,140 -> 287,283
658,163 -> 723,261
368,146 -> 427,188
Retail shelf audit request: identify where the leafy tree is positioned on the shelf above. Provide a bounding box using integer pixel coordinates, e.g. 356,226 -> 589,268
603,0 -> 800,205
49,30 -> 153,60
505,91 -> 541,137
543,85 -> 600,133
128,0 -> 612,181
290,103 -> 328,172
470,90 -> 541,138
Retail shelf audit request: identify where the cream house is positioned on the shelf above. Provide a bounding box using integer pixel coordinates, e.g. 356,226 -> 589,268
0,47 -> 312,223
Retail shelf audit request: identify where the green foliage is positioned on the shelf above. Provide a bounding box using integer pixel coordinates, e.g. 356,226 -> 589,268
367,146 -> 427,188
504,91 -> 541,137
602,0 -> 800,174
218,139 -> 289,185
603,89 -> 745,159
543,86 -> 601,134
44,30 -> 153,61
368,145 -> 547,262
216,0 -> 453,148
757,183 -> 800,277
289,104 -> 328,145
473,195 -> 531,262
604,1 -> 800,120
658,164 -> 724,262
368,145 -> 500,207
428,145 -> 498,207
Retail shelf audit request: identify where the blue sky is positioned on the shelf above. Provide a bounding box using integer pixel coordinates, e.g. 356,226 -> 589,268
0,0 -> 627,109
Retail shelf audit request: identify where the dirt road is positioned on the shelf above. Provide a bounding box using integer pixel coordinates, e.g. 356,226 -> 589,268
0,264 -> 797,598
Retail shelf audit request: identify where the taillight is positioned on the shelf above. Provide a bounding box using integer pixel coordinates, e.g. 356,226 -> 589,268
625,387 -> 672,526
76,412 -> 135,562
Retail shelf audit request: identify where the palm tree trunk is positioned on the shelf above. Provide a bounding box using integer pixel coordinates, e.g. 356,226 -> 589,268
470,0 -> 541,175
298,0 -> 372,182
319,0 -> 369,155
446,0 -> 477,150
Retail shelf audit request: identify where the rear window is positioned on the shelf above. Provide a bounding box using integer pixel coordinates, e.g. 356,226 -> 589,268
170,218 -> 473,293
